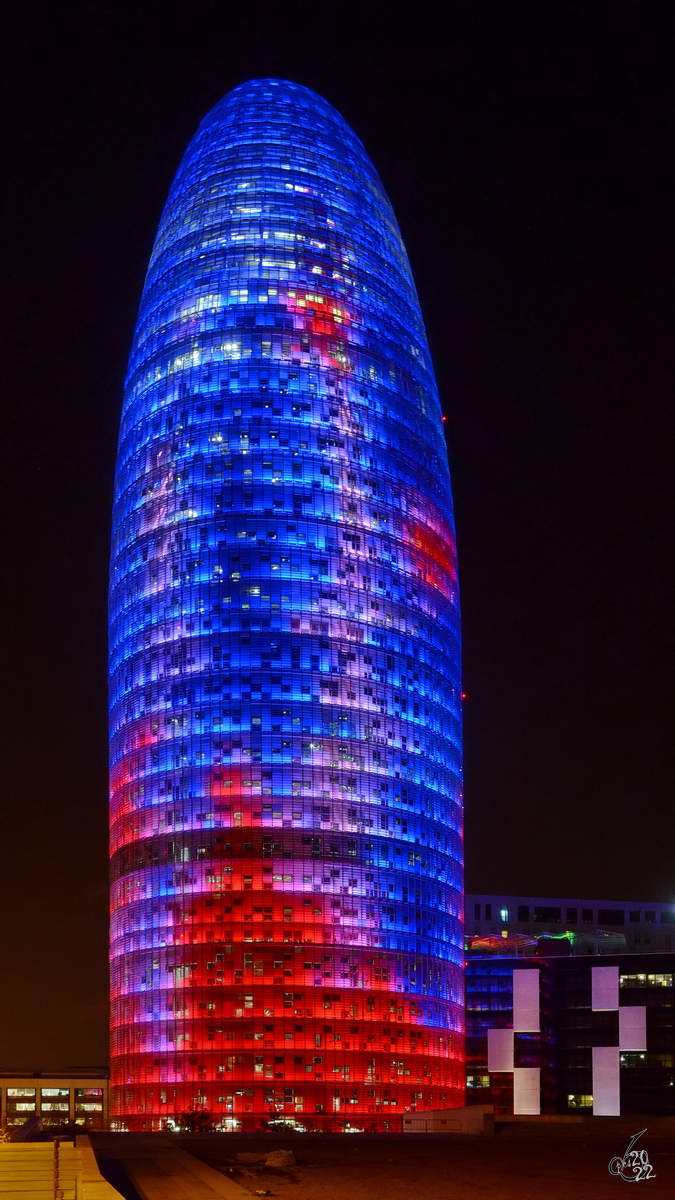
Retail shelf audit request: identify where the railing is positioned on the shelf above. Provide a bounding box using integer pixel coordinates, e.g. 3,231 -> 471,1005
0,1141 -> 80,1198
0,1138 -> 122,1200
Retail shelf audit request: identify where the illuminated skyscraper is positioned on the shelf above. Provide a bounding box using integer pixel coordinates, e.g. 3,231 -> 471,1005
109,79 -> 463,1131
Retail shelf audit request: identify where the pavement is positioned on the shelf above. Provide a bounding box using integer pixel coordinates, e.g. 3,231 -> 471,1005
90,1136 -> 248,1200
91,1128 -> 675,1199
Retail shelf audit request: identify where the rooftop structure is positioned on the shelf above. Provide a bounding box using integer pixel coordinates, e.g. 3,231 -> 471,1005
467,894 -> 675,955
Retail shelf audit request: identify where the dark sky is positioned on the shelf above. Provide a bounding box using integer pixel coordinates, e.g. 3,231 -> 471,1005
2,1 -> 674,1066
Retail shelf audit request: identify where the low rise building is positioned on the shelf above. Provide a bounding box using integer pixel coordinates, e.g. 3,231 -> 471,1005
466,944 -> 675,1116
0,1069 -> 109,1129
467,893 -> 675,954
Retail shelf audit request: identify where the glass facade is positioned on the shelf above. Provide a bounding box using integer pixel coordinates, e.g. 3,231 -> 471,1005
75,1088 -> 105,1126
0,1076 -> 108,1130
40,1088 -> 70,1127
466,950 -> 675,1115
109,78 -> 463,1131
5,1089 -> 36,1127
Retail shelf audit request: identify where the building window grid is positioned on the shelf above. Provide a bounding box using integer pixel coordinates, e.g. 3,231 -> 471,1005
1,1083 -> 107,1129
466,952 -> 675,1116
109,79 -> 463,1131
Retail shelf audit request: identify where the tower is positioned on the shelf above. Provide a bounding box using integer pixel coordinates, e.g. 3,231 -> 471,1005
109,79 -> 463,1131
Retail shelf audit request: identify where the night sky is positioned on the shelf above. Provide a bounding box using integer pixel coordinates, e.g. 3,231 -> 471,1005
3,1 -> 674,1067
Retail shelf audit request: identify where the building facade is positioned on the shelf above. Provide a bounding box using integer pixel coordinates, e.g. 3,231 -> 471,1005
467,894 -> 675,954
0,1070 -> 108,1130
466,935 -> 675,1116
109,79 -> 463,1131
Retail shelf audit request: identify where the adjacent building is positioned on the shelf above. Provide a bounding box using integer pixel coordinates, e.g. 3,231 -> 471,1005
0,1069 -> 108,1129
465,898 -> 675,1117
467,894 -> 675,954
109,79 -> 463,1131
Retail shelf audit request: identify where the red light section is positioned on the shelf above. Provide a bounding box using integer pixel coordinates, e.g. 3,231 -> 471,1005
110,754 -> 463,1128
110,880 -> 464,1128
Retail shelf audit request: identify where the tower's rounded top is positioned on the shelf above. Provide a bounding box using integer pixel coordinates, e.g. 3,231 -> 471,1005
122,72 -> 451,503
206,77 -> 359,132
215,77 -> 347,113
181,77 -> 377,191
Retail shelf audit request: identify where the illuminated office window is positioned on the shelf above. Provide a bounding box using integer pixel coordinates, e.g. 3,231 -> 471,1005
6,1089 -> 36,1126
109,78 -> 463,1131
75,1088 -> 105,1127
40,1088 -> 70,1126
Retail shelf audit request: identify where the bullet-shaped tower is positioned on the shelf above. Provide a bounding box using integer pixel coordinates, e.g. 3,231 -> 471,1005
109,79 -> 463,1131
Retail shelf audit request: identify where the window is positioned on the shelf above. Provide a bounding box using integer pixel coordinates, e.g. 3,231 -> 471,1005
629,910 -> 641,923
6,1088 -> 36,1124
41,1088 -> 69,1121
474,903 -> 480,920
620,973 -> 673,988
499,908 -> 509,923
645,911 -> 656,923
74,1087 -> 104,1126
517,906 -> 529,921
565,908 -> 577,924
485,904 -> 492,920
660,911 -> 675,924
533,906 -> 561,923
621,1053 -> 674,1067
598,909 -> 624,925
581,908 -> 593,924
568,1094 -> 593,1109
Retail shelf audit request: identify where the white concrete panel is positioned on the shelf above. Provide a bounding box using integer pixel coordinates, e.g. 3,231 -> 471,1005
591,965 -> 619,1011
487,1028 -> 514,1072
513,1067 -> 540,1115
512,969 -> 540,1032
619,1006 -> 647,1051
592,1046 -> 620,1115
